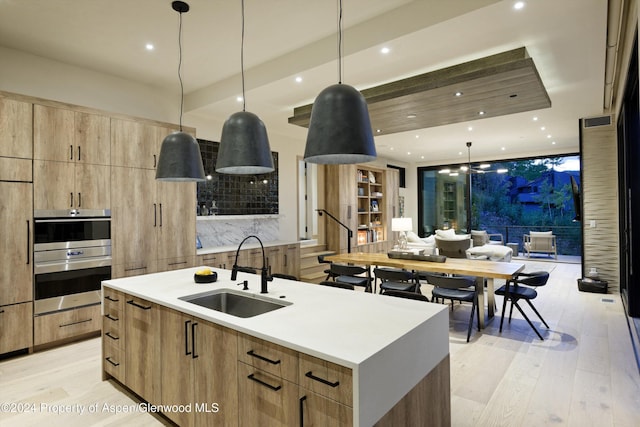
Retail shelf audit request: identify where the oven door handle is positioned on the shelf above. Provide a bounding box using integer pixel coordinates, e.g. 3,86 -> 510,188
67,250 -> 84,256
34,218 -> 111,223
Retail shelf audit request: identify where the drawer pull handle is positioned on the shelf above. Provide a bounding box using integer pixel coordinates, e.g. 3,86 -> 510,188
247,349 -> 281,365
60,318 -> 92,328
305,371 -> 340,388
105,357 -> 120,367
127,300 -> 151,310
299,395 -> 307,427
105,314 -> 119,321
247,374 -> 281,391
105,295 -> 119,302
105,332 -> 119,340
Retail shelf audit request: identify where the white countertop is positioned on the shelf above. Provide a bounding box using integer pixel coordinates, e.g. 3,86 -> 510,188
196,240 -> 297,255
102,266 -> 450,426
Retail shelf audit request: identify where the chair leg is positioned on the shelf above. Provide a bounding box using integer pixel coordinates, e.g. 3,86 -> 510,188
467,298 -> 476,343
524,300 -> 549,329
508,300 -> 515,323
511,301 -> 544,340
499,294 -> 510,333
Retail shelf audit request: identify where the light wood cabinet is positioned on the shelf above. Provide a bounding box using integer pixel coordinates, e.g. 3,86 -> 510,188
111,119 -> 175,170
124,295 -> 161,405
33,304 -> 101,346
34,105 -> 110,165
0,181 -> 33,307
160,306 -> 238,427
299,388 -> 353,426
325,164 -> 398,254
157,180 -> 197,265
283,243 -> 300,278
102,288 -> 125,382
0,302 -> 33,354
33,160 -> 110,210
0,96 -> 32,159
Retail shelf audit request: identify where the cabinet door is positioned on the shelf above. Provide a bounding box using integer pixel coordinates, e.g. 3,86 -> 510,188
34,105 -> 75,162
111,119 -> 162,169
75,163 -> 110,209
160,306 -> 195,427
156,180 -> 196,261
33,160 -> 75,210
299,389 -> 353,427
266,246 -> 284,275
238,362 -> 298,426
0,302 -> 33,354
193,320 -> 238,427
75,111 -> 110,165
0,97 -> 32,159
0,181 -> 33,305
125,296 -> 161,405
284,244 -> 300,278
111,166 -> 157,277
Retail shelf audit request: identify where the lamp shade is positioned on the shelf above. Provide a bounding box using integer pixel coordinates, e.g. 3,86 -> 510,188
303,83 -> 376,164
392,217 -> 413,232
216,111 -> 275,174
155,131 -> 206,181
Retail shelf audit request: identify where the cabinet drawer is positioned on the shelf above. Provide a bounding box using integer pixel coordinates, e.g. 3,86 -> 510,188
34,304 -> 101,345
0,302 -> 33,354
238,334 -> 298,383
299,353 -> 353,406
103,337 -> 124,381
238,362 -> 298,426
103,288 -> 124,320
299,388 -> 353,427
102,315 -> 123,348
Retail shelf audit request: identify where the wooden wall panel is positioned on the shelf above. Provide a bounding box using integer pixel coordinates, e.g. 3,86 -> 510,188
581,118 -> 619,290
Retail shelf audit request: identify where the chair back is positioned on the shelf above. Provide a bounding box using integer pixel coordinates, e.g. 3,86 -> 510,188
527,231 -> 555,251
374,267 -> 415,283
318,280 -> 354,290
317,254 -> 331,264
513,271 -> 549,288
330,264 -> 368,277
435,237 -> 471,258
423,273 -> 475,290
471,230 -> 489,246
382,290 -> 429,301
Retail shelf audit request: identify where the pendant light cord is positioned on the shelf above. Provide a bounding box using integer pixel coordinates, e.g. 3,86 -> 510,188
177,8 -> 185,131
337,0 -> 343,84
241,0 -> 246,111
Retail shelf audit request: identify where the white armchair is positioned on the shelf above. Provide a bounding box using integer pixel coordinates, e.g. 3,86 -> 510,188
523,231 -> 557,259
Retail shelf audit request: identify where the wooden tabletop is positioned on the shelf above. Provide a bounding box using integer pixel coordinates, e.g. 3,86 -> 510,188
325,252 -> 525,279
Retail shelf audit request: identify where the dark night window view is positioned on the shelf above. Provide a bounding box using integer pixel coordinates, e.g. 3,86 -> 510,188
418,155 -> 581,256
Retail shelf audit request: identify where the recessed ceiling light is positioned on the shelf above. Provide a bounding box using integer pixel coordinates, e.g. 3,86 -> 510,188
145,43 -> 154,51
478,111 -> 486,115
501,147 -> 506,151
552,141 -> 556,145
407,152 -> 411,155
295,76 -> 302,83
390,147 -> 394,151
540,126 -> 546,131
380,47 -> 390,54
236,96 -> 243,102
421,156 -> 424,159
455,91 -> 463,97
376,129 -> 381,133
533,116 -> 538,121
468,126 -> 473,131
407,113 -> 417,119
547,134 -> 552,138
458,151 -> 463,156
415,135 -> 420,139
514,1 -> 525,10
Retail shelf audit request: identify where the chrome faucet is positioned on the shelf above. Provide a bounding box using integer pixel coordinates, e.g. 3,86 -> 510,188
230,235 -> 272,293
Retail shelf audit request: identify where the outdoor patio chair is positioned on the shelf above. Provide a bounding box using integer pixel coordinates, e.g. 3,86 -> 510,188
523,231 -> 557,259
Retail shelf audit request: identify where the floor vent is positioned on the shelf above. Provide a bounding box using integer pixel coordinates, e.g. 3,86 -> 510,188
601,298 -> 615,303
583,115 -> 612,128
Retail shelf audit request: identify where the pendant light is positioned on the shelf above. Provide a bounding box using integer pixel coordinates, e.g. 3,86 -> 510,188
216,0 -> 274,175
303,0 -> 376,164
156,1 -> 206,182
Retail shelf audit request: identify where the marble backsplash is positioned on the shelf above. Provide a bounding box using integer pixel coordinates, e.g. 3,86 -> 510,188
196,215 -> 280,248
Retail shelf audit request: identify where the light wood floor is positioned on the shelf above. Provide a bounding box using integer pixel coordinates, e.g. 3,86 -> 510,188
1,261 -> 639,426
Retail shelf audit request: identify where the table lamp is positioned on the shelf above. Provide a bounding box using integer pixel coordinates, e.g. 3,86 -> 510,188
392,217 -> 413,250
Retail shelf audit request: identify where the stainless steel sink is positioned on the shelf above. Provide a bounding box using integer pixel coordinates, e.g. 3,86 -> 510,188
179,289 -> 291,318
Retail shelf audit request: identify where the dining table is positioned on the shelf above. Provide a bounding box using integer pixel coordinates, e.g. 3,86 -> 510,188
325,252 -> 525,329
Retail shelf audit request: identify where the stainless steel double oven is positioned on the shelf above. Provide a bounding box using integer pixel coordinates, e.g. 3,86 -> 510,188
33,209 -> 111,315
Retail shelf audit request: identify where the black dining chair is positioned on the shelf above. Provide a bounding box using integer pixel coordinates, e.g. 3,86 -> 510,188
374,267 -> 421,295
423,273 -> 479,342
318,280 -> 354,291
317,254 -> 337,281
382,289 -> 430,302
329,264 -> 373,293
495,271 -> 550,340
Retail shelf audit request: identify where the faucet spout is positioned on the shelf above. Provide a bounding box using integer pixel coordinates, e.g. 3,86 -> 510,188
232,235 -> 271,293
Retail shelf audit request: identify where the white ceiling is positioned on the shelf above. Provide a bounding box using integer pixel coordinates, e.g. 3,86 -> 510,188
0,0 -> 608,166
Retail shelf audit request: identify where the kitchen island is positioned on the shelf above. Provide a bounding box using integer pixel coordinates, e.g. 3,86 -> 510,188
101,267 -> 450,426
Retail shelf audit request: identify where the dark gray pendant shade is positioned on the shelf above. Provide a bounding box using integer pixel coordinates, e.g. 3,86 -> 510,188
303,83 -> 376,164
216,111 -> 275,174
155,131 -> 206,181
